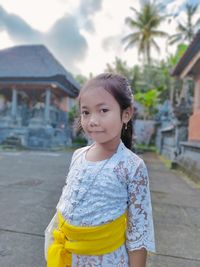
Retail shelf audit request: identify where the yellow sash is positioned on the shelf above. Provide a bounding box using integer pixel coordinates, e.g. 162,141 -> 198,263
47,211 -> 126,267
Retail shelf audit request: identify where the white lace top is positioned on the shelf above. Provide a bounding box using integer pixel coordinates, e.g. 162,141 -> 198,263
57,141 -> 155,266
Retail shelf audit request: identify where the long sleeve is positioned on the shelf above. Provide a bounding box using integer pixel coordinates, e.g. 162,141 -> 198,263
126,159 -> 155,252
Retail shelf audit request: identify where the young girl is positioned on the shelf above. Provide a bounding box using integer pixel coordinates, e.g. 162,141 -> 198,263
47,73 -> 155,267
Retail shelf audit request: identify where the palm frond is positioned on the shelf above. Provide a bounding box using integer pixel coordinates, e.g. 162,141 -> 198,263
130,6 -> 141,17
168,33 -> 182,45
151,39 -> 160,53
124,37 -> 141,51
122,32 -> 141,44
166,3 -> 200,45
195,17 -> 200,27
186,3 -> 199,16
177,22 -> 188,33
151,30 -> 169,37
125,17 -> 142,28
123,0 -> 168,63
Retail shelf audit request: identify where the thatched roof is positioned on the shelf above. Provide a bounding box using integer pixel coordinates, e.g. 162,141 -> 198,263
0,45 -> 80,97
171,30 -> 200,78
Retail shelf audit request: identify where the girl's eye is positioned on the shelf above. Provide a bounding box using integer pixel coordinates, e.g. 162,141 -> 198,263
100,108 -> 109,113
81,110 -> 89,115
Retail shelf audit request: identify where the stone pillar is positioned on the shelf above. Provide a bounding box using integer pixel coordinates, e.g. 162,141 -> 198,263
11,88 -> 18,119
44,89 -> 51,124
188,78 -> 200,141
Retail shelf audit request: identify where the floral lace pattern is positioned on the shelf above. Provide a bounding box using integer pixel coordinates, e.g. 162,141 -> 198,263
73,245 -> 129,267
57,141 -> 155,266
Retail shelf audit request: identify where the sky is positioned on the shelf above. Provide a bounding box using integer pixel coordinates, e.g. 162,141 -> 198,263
0,0 -> 199,77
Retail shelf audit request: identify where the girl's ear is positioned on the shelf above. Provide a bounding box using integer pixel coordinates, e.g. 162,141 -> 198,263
122,106 -> 133,123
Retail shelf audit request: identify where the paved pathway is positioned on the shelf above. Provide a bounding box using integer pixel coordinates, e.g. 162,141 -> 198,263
0,150 -> 199,267
145,152 -> 200,267
0,150 -> 73,267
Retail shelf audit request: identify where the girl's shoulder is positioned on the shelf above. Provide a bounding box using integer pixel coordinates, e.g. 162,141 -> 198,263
120,148 -> 150,184
69,145 -> 90,170
72,145 -> 90,160
122,145 -> 143,165
74,145 -> 90,155
121,145 -> 146,173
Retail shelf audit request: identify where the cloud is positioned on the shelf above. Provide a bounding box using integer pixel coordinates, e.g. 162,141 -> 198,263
0,6 -> 41,42
46,15 -> 88,69
0,5 -> 88,73
79,0 -> 102,15
77,0 -> 103,32
102,35 -> 122,52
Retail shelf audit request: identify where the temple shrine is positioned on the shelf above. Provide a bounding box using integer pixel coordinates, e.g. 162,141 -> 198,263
0,45 -> 80,149
172,30 -> 200,180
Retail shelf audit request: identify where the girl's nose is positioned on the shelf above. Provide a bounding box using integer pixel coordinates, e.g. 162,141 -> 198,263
89,115 -> 99,126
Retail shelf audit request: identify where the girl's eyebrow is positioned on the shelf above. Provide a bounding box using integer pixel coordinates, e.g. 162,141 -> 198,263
81,103 -> 108,109
80,105 -> 88,109
96,103 -> 108,107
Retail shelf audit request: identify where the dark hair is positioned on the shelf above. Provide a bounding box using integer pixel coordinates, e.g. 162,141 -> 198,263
77,73 -> 134,149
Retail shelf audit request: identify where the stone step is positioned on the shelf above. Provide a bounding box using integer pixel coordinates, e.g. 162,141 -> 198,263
2,136 -> 22,148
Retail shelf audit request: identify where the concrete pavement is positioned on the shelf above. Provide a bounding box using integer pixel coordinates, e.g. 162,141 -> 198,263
145,152 -> 200,267
0,150 -> 200,267
0,150 -> 73,267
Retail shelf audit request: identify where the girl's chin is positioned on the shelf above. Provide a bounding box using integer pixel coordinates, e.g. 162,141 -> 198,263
88,136 -> 106,143
87,133 -> 104,140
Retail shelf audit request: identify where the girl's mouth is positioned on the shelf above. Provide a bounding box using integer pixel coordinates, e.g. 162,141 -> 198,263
89,131 -> 104,134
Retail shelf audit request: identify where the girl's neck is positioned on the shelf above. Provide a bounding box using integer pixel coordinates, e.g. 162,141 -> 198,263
95,140 -> 120,153
86,138 -> 121,162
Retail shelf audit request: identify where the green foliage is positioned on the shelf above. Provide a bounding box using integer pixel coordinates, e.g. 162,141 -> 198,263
105,57 -> 131,78
103,36 -> 193,117
104,57 -> 141,93
72,136 -> 87,147
75,74 -> 88,87
68,105 -> 79,125
68,105 -> 88,146
135,89 -> 160,119
72,0 -> 198,124
177,44 -> 188,58
168,43 -> 188,66
135,143 -> 157,152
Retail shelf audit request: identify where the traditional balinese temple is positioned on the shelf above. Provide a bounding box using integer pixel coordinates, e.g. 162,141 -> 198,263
0,45 -> 80,149
171,30 -> 200,181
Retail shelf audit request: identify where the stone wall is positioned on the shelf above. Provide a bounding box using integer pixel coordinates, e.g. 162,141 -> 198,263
177,142 -> 200,181
134,119 -> 155,145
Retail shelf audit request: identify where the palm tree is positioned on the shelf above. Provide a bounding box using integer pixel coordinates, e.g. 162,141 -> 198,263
169,3 -> 200,45
123,0 -> 168,65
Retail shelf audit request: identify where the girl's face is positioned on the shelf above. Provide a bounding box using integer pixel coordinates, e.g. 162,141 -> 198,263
80,87 -> 131,145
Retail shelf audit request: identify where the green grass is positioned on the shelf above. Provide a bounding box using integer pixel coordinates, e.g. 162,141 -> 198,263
135,144 -> 157,152
158,154 -> 172,169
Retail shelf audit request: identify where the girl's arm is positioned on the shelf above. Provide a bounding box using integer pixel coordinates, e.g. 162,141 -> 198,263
128,248 -> 147,267
126,159 -> 155,265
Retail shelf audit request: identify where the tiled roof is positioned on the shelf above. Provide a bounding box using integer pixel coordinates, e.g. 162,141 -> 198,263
0,45 -> 80,96
171,30 -> 200,77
